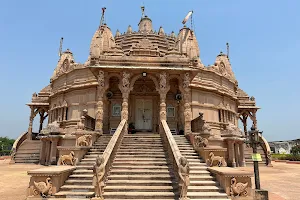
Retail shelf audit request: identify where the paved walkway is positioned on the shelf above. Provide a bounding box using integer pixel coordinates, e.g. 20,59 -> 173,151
0,159 -> 299,200
241,162 -> 300,200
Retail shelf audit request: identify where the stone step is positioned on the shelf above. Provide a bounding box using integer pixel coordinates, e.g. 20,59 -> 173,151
75,166 -> 94,170
54,191 -> 94,198
189,175 -> 215,181
110,169 -> 171,175
69,174 -> 93,179
15,159 -> 39,163
72,169 -> 93,174
103,191 -> 177,199
120,145 -> 164,149
118,149 -> 165,152
64,179 -> 92,185
112,165 -> 170,170
108,174 -> 175,180
112,161 -> 169,166
104,185 -> 177,192
187,192 -> 228,199
114,157 -> 167,161
106,179 -> 176,186
117,151 -> 166,155
190,180 -> 219,186
115,154 -> 166,158
188,185 -> 223,192
60,185 -> 94,191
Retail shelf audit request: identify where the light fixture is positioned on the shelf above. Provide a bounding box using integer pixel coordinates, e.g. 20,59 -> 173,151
142,72 -> 147,77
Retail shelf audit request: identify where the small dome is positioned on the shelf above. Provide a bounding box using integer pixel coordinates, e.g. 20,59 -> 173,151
89,24 -> 116,58
158,26 -> 164,36
176,26 -> 200,59
171,31 -> 176,38
115,29 -> 121,37
127,25 -> 132,34
138,16 -> 153,33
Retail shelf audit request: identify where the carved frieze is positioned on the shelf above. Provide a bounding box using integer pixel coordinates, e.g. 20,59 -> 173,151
30,177 -> 53,197
230,177 -> 249,197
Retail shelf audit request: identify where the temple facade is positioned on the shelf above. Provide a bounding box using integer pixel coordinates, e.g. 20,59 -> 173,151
13,9 -> 271,167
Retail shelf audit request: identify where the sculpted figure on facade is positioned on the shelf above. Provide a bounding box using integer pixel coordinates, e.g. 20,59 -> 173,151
206,152 -> 227,167
194,135 -> 208,148
159,71 -> 168,93
31,177 -> 53,197
121,101 -> 129,121
76,135 -> 92,146
179,157 -> 190,200
97,70 -> 105,93
57,151 -> 77,166
230,177 -> 249,197
182,72 -> 190,92
77,116 -> 85,130
159,102 -> 167,121
93,156 -> 105,199
122,71 -> 130,90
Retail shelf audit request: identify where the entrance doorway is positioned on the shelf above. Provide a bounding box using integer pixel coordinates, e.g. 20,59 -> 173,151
135,99 -> 153,131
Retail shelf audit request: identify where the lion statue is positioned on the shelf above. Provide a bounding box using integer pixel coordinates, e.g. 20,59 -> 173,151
57,151 -> 77,166
77,135 -> 92,146
206,152 -> 227,167
194,135 -> 208,148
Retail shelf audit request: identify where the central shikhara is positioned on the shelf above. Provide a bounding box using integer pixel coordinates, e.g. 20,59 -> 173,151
14,7 -> 271,200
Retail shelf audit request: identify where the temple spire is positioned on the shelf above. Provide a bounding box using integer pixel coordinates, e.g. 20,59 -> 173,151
141,5 -> 145,18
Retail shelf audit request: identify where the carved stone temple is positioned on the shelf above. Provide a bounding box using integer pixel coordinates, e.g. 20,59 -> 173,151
15,7 -> 270,200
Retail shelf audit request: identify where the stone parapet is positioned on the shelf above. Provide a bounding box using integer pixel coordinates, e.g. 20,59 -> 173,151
26,166 -> 76,199
208,167 -> 253,199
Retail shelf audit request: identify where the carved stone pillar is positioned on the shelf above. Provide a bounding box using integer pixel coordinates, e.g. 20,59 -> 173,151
220,110 -> 223,122
228,140 -> 236,167
39,110 -> 45,133
95,70 -> 107,134
39,139 -> 47,165
239,142 -> 246,167
50,138 -> 59,165
27,107 -> 34,140
182,72 -> 192,135
234,143 -> 240,167
44,140 -> 51,165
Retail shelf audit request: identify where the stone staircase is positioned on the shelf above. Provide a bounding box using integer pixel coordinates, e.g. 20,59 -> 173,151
173,135 -> 229,200
54,135 -> 112,198
244,144 -> 267,166
14,140 -> 41,163
104,134 -> 179,200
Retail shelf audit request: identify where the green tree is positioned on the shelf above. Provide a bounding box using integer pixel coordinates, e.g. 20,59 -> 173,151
0,137 -> 15,156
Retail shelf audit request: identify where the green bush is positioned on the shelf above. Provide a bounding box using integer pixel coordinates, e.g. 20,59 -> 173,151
291,145 -> 300,155
271,153 -> 300,161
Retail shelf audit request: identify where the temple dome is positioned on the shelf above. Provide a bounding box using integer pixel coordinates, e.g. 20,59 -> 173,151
138,16 -> 153,33
175,26 -> 200,60
89,24 -> 116,58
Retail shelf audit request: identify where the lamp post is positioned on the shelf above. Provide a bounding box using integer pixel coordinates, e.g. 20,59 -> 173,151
246,126 -> 262,190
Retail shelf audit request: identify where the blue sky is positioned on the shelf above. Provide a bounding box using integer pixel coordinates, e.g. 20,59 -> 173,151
0,0 -> 299,141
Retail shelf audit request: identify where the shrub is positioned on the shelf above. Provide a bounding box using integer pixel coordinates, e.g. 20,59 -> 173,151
291,145 -> 300,155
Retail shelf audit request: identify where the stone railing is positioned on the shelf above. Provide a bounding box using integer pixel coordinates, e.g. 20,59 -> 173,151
101,119 -> 127,183
10,131 -> 28,161
160,120 -> 184,187
191,114 -> 203,132
259,133 -> 272,166
82,110 -> 95,131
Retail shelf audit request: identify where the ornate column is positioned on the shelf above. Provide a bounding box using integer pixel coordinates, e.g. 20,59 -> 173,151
158,72 -> 169,125
39,138 -> 47,165
239,142 -> 246,167
27,107 -> 35,140
95,70 -> 107,134
228,140 -> 236,167
44,140 -> 51,165
119,71 -> 131,133
49,137 -> 59,165
39,110 -> 45,133
182,72 -> 192,135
